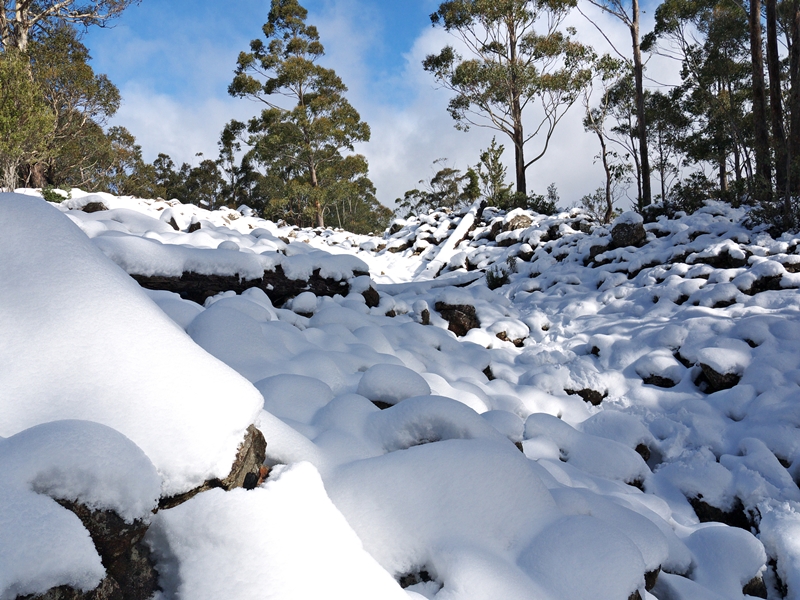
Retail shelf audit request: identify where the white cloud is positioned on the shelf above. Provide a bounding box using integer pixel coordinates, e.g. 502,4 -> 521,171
100,1 -> 684,211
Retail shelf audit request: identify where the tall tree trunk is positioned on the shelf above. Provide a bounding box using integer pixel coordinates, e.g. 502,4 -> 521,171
595,129 -> 614,223
509,24 -> 527,196
766,0 -> 787,193
310,163 -> 324,228
12,1 -> 29,51
750,0 -> 773,202
513,117 -> 527,197
789,0 -> 800,201
631,0 -> 652,209
719,152 -> 728,192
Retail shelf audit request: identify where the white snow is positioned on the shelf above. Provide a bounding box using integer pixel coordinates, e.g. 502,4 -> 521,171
0,420 -> 160,599
0,193 -> 263,496
147,462 -> 408,600
5,188 -> 800,600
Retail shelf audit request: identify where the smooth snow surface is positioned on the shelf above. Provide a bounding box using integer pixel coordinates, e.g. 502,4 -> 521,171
5,188 -> 800,599
148,462 -> 408,600
0,193 -> 263,496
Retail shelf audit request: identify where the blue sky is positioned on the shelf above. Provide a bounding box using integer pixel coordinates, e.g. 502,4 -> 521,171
81,0 -> 677,208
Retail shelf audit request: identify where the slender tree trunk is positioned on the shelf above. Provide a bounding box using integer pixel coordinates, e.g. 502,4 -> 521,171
2,159 -> 18,192
595,129 -> 614,223
509,23 -> 527,196
12,1 -> 29,51
789,0 -> 800,200
750,0 -> 773,202
310,163 -> 324,228
513,116 -> 526,196
719,152 -> 728,192
766,0 -> 788,193
629,124 -> 643,204
631,0 -> 651,208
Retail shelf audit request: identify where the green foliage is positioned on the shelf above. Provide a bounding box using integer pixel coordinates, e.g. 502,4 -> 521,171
228,0 -> 374,229
40,184 -> 71,203
579,187 -> 623,221
24,26 -> 121,188
486,255 -> 517,289
0,49 -> 55,190
476,137 -> 513,206
395,159 -> 480,217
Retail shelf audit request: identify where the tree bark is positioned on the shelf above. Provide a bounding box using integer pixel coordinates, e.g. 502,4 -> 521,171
766,0 -> 787,193
749,0 -> 773,201
509,23 -> 527,196
310,163 -> 324,228
598,131 -> 614,223
631,0 -> 652,208
789,0 -> 800,199
513,115 -> 527,197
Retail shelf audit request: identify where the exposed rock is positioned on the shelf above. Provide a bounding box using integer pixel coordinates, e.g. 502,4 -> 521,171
23,577 -> 122,600
693,248 -> 748,269
483,365 -> 495,381
565,388 -> 607,406
495,331 -> 525,347
504,214 -> 533,232
397,568 -> 441,593
645,568 -> 660,591
517,246 -> 535,262
642,374 -> 678,388
386,240 -> 413,253
697,363 -> 741,393
81,202 -> 109,213
743,274 -> 784,295
186,221 -> 201,233
635,443 -> 651,463
37,501 -> 158,600
132,266 -> 355,306
434,302 -> 480,337
159,425 -> 267,509
585,242 -> 611,265
361,286 -> 380,308
419,308 -> 430,325
688,495 -> 752,530
167,217 -> 179,231
742,576 -> 768,599
222,424 -> 268,490
611,220 -> 646,248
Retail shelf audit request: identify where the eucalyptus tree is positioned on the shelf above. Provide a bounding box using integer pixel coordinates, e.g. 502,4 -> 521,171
424,0 -> 594,196
1,0 -> 137,51
583,0 -> 653,207
0,49 -> 53,190
229,0 -> 372,228
24,25 -> 120,187
583,54 -> 629,222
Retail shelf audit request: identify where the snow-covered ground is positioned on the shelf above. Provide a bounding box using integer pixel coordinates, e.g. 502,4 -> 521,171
2,188 -> 800,600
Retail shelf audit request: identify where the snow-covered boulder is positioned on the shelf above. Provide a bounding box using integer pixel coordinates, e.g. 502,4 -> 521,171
0,193 -> 263,496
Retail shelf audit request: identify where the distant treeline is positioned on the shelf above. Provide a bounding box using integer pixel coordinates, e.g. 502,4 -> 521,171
2,0 -> 800,233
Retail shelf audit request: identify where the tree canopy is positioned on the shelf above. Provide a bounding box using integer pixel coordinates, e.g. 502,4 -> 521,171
424,0 -> 593,195
228,0 -> 375,229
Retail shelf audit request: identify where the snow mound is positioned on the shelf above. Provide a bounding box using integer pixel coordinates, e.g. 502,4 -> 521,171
0,193 -> 263,496
147,462 -> 408,600
0,420 -> 160,599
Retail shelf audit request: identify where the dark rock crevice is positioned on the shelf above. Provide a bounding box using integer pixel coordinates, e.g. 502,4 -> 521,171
131,265 -> 361,306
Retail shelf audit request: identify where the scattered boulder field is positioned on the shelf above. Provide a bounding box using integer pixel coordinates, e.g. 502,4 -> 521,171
2,188 -> 800,600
